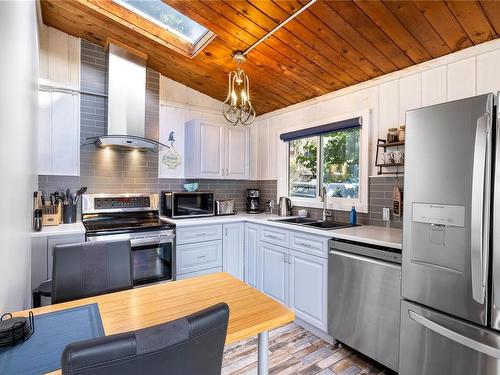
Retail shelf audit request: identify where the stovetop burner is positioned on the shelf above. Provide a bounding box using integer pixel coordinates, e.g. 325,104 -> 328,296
83,211 -> 174,235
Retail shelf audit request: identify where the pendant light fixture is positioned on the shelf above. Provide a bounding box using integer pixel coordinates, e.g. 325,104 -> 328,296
221,0 -> 317,126
222,51 -> 255,126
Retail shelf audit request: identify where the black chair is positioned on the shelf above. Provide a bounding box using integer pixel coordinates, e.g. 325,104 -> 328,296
51,240 -> 133,304
61,303 -> 230,375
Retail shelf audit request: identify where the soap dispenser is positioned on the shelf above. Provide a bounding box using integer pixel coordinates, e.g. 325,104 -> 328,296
349,204 -> 357,225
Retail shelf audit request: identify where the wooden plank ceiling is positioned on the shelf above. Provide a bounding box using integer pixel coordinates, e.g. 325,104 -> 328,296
41,0 -> 500,115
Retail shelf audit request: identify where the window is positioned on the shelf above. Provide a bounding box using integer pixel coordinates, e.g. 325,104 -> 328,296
283,114 -> 368,212
113,0 -> 211,44
289,127 -> 360,199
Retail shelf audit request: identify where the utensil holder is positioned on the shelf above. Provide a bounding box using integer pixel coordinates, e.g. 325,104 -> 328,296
63,204 -> 77,224
42,202 -> 62,226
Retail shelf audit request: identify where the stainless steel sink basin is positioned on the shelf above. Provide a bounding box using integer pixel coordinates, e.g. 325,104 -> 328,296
272,217 -> 358,230
304,221 -> 357,230
274,217 -> 318,224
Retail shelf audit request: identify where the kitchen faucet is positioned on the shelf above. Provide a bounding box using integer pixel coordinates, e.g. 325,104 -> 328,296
321,187 -> 332,222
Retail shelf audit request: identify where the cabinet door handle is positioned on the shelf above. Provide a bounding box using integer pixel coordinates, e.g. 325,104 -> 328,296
298,242 -> 312,248
196,232 -> 207,236
197,255 -> 206,259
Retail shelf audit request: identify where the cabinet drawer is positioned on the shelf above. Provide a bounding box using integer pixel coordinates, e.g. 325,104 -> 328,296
290,232 -> 328,258
176,267 -> 222,280
176,240 -> 222,275
176,224 -> 223,245
260,227 -> 289,247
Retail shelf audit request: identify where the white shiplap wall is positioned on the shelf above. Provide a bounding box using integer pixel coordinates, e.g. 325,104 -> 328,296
254,38 -> 500,195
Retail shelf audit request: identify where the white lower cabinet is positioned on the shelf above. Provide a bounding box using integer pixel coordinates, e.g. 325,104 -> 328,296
244,223 -> 260,289
176,240 -> 222,275
222,223 -> 244,280
289,250 -> 328,330
260,242 -> 288,305
255,227 -> 329,331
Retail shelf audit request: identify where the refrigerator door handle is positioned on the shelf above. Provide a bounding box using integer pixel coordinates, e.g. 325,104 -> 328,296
409,310 -> 500,359
471,114 -> 490,304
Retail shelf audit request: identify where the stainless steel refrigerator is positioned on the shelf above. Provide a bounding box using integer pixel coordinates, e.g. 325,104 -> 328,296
400,93 -> 500,374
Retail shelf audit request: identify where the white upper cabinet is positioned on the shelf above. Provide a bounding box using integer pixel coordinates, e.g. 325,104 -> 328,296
226,126 -> 249,179
38,90 -> 80,176
199,122 -> 225,178
39,26 -> 80,89
185,120 -> 250,179
38,26 -> 80,176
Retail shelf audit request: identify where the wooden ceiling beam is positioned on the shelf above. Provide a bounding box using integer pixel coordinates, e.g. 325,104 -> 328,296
299,0 -> 397,75
413,1 -> 473,52
479,0 -> 500,36
167,0 -> 347,90
446,0 -> 497,44
275,0 -> 384,78
383,1 -> 451,58
40,0 -> 500,115
354,0 -> 432,63
326,1 -> 413,70
248,0 -> 370,83
215,0 -> 332,95
42,0 -> 290,113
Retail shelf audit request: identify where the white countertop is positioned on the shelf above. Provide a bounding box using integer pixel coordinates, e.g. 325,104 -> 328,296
30,222 -> 85,238
161,213 -> 402,249
329,225 -> 402,249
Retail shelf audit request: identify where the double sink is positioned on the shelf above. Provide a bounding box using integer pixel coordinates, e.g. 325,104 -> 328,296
272,217 -> 358,230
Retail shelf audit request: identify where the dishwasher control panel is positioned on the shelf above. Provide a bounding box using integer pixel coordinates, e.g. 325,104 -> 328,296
329,238 -> 402,264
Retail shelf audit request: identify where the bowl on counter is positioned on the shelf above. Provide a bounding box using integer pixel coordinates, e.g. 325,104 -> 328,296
183,182 -> 199,192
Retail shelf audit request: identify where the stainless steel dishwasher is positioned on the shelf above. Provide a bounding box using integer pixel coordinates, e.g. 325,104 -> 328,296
328,238 -> 401,372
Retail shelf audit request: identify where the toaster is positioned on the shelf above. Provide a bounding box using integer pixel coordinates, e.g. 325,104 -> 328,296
216,200 -> 236,215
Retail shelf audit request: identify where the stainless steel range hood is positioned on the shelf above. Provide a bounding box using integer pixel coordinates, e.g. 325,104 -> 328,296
85,42 -> 167,152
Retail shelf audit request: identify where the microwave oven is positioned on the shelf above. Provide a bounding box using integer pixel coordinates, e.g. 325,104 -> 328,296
160,191 -> 215,219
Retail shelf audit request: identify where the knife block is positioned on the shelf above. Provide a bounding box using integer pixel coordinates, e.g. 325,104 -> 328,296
42,202 -> 62,226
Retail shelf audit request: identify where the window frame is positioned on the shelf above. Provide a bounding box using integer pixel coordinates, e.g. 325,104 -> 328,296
282,110 -> 370,213
108,0 -> 215,58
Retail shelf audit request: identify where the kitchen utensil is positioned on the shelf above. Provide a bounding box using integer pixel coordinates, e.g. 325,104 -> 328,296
63,204 -> 77,224
183,182 -> 199,192
278,197 -> 292,217
66,188 -> 71,204
33,209 -> 42,232
75,186 -> 87,204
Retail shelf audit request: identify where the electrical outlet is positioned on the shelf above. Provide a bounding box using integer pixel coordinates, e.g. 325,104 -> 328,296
382,207 -> 391,222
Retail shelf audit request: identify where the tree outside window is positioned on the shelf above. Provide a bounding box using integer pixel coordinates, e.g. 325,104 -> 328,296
289,127 -> 360,200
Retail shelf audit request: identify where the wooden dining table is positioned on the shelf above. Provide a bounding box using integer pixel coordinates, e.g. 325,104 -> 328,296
13,272 -> 295,375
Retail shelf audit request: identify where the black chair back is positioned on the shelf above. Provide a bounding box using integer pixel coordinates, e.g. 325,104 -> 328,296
52,240 -> 133,304
61,303 -> 229,375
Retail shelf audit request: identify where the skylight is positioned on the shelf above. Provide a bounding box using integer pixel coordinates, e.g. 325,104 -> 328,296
114,0 -> 209,45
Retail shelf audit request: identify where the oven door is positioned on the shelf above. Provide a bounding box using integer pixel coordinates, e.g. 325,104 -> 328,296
172,192 -> 214,218
130,235 -> 175,286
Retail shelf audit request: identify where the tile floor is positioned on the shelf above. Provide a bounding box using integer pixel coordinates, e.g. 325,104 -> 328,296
222,323 -> 394,375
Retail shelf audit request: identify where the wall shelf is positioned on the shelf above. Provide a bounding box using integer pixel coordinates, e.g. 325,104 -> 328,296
375,138 -> 404,175
377,140 -> 405,148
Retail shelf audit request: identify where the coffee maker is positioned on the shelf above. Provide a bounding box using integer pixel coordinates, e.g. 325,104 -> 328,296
246,189 -> 260,214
